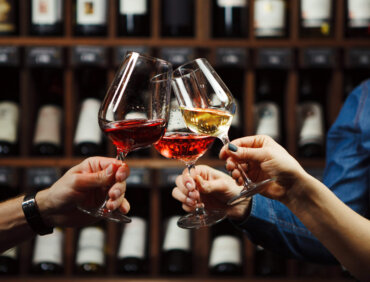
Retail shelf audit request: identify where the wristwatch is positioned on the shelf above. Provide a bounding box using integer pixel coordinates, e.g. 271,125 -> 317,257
22,192 -> 54,235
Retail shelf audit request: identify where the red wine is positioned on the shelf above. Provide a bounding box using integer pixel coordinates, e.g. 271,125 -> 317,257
155,132 -> 215,163
102,119 -> 166,153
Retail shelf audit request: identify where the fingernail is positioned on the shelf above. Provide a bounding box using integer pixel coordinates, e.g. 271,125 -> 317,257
185,182 -> 193,190
228,143 -> 238,152
188,191 -> 196,198
186,197 -> 195,206
106,164 -> 113,176
113,189 -> 121,199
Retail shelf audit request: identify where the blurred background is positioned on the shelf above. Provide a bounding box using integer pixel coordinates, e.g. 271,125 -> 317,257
0,0 -> 368,280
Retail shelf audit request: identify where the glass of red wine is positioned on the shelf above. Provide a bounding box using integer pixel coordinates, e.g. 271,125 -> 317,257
154,97 -> 226,229
78,52 -> 172,223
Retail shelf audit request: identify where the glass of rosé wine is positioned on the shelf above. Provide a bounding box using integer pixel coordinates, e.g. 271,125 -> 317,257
172,58 -> 275,207
155,97 -> 226,229
78,52 -> 172,223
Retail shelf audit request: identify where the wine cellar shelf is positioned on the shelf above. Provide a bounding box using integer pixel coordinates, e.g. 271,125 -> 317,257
0,0 -> 368,281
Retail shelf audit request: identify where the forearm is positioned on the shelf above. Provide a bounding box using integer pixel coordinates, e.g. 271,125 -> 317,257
0,189 -> 52,253
283,173 -> 370,281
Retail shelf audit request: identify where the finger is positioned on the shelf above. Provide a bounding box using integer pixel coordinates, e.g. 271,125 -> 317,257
108,182 -> 126,200
116,163 -> 130,182
194,175 -> 225,195
219,136 -> 267,160
72,157 -> 122,174
182,203 -> 194,213
172,187 -> 196,206
73,163 -> 118,190
175,173 -> 196,192
225,145 -> 269,164
118,197 -> 130,214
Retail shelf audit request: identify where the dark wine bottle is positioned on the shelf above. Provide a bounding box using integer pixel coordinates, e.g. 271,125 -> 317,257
32,70 -> 63,156
76,223 -> 106,275
299,0 -> 333,38
30,0 -> 63,36
160,170 -> 192,275
117,0 -> 150,37
75,0 -> 108,36
254,74 -> 281,142
32,228 -> 64,275
254,0 -> 287,38
161,0 -> 194,37
255,245 -> 285,276
209,220 -> 243,276
117,169 -> 150,275
298,74 -> 325,158
0,167 -> 19,201
0,69 -> 19,156
346,0 -> 370,38
0,247 -> 18,275
0,0 -> 18,36
74,68 -> 104,156
212,0 -> 248,38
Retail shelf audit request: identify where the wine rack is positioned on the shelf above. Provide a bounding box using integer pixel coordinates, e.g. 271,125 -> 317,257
0,0 -> 368,281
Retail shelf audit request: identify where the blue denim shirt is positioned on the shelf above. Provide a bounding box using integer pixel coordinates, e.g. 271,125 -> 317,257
235,79 -> 370,264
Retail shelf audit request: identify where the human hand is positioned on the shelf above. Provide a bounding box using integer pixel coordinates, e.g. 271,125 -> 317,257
220,135 -> 307,202
172,165 -> 251,221
37,157 -> 130,227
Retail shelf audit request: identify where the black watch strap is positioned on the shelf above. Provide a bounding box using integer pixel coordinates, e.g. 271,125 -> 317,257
22,192 -> 53,235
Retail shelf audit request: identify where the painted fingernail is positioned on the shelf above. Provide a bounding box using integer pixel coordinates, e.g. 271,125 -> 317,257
228,143 -> 238,152
106,164 -> 114,176
186,197 -> 195,206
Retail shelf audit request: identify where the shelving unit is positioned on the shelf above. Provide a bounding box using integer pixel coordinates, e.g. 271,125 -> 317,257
0,0 -> 368,281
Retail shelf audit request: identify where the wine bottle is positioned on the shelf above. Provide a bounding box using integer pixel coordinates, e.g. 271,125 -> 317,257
298,74 -> 325,158
0,247 -> 18,275
212,0 -> 248,38
74,68 -> 104,156
0,167 -> 19,201
299,0 -> 333,38
76,223 -> 106,275
32,70 -> 63,156
161,0 -> 195,37
254,74 -> 281,142
75,0 -> 108,36
32,228 -> 64,275
117,169 -> 150,275
254,0 -> 287,38
117,0 -> 150,37
255,245 -> 285,276
0,0 -> 18,36
30,0 -> 63,36
209,220 -> 243,276
160,171 -> 192,275
346,0 -> 370,38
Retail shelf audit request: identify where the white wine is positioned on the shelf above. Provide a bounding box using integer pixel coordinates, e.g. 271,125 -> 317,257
180,107 -> 233,137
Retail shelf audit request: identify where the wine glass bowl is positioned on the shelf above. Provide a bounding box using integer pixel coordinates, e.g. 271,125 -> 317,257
78,52 -> 172,222
172,58 -> 274,207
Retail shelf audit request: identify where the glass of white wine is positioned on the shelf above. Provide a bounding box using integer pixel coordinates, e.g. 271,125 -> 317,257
172,58 -> 275,206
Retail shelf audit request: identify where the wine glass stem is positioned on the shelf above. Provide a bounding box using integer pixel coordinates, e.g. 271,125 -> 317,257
186,163 -> 206,217
219,134 -> 254,187
98,150 -> 128,211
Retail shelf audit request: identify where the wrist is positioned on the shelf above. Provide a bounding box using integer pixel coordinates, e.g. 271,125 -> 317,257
227,197 -> 252,221
35,189 -> 55,228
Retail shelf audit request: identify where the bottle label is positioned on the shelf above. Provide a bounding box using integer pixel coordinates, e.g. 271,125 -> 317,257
74,98 -> 102,145
0,0 -> 16,32
254,0 -> 285,36
298,102 -> 324,147
76,227 -> 105,265
167,99 -> 187,131
348,0 -> 370,27
77,0 -> 107,25
1,247 -> 17,259
217,0 -> 247,8
255,102 -> 280,142
118,217 -> 147,259
32,0 -> 62,25
209,235 -> 242,267
0,101 -> 19,143
163,216 -> 191,251
120,0 -> 147,15
301,0 -> 331,27
33,228 -> 63,265
33,105 -> 62,146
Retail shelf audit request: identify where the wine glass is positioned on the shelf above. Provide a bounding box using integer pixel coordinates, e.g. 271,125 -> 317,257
154,97 -> 226,229
78,52 -> 172,222
172,58 -> 275,206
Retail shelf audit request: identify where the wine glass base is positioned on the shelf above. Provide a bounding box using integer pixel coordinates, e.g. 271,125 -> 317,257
78,206 -> 132,223
177,209 -> 226,229
227,178 -> 275,206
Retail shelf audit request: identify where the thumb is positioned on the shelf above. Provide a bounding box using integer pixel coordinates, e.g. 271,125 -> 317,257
194,175 -> 226,195
227,143 -> 267,163
78,163 -> 117,188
